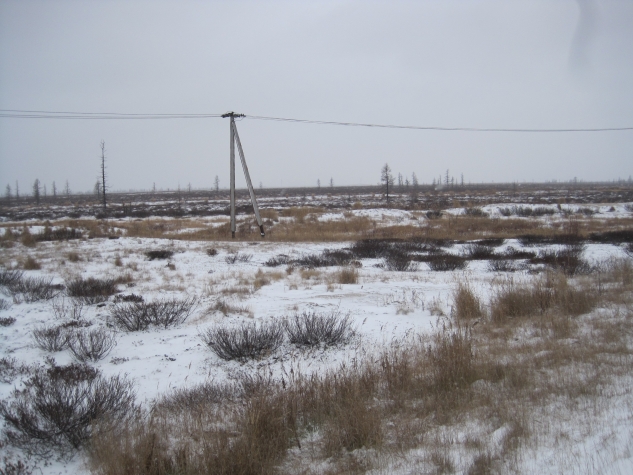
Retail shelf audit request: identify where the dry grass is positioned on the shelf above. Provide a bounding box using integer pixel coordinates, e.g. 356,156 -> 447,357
451,283 -> 484,320
336,267 -> 359,284
22,256 -> 41,270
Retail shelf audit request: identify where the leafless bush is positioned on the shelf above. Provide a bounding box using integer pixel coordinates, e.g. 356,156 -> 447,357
224,252 -> 252,264
112,293 -> 143,303
0,360 -> 135,456
155,380 -> 237,413
200,321 -> 284,361
462,243 -> 495,260
0,268 -> 23,288
144,250 -> 174,260
66,277 -> 117,304
530,244 -> 589,275
284,310 -> 355,347
264,254 -> 290,267
487,259 -> 524,272
10,277 -> 59,302
426,254 -> 468,271
590,229 -> 633,244
110,297 -> 197,331
426,209 -> 443,219
0,298 -> 11,311
501,246 -> 536,260
463,207 -> 488,217
384,250 -> 418,271
32,325 -> 71,352
0,316 -> 16,326
206,248 -> 218,257
51,297 -> 85,320
35,227 -> 81,242
0,357 -> 29,384
68,328 -> 117,362
0,457 -> 33,475
21,257 -> 40,270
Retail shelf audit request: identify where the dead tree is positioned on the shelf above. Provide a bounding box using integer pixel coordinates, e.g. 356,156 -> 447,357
100,141 -> 107,210
381,163 -> 394,204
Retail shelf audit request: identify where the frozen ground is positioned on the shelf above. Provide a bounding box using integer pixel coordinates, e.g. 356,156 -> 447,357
1,225 -> 632,473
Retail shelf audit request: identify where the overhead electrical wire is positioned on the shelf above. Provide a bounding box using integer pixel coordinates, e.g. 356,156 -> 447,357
1,109 -> 632,132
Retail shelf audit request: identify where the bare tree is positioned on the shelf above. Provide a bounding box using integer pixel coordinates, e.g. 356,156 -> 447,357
445,169 -> 450,186
398,172 -> 403,189
214,175 -> 220,193
32,179 -> 40,204
100,141 -> 107,210
52,181 -> 57,198
64,180 -> 71,196
317,178 -> 321,189
5,184 -> 11,202
381,163 -> 394,204
94,180 -> 101,198
187,182 -> 192,194
329,177 -> 334,188
412,172 -> 419,189
461,173 -> 464,187
43,184 -> 47,197
15,181 -> 19,199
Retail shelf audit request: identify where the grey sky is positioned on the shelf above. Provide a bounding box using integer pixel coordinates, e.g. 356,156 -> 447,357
1,0 -> 632,193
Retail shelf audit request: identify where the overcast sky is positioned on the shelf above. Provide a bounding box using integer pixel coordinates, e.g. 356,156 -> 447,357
1,0 -> 632,193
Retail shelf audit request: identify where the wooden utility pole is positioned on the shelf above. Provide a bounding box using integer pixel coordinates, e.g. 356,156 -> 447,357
101,141 -> 107,210
221,112 -> 265,238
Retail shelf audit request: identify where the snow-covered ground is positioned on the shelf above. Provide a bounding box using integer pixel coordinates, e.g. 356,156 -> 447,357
1,227 -> 632,474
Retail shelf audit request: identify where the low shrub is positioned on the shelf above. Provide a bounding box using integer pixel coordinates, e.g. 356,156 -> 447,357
348,239 -> 393,259
0,316 -> 16,326
284,311 -> 354,347
66,277 -> 118,304
110,297 -> 197,331
0,298 -> 11,311
0,268 -> 24,288
200,321 -> 284,361
32,325 -> 71,352
67,328 -> 117,362
144,250 -> 174,260
501,246 -> 536,260
206,248 -> 218,257
112,293 -> 144,303
590,229 -> 633,244
0,360 -> 135,456
224,252 -> 252,264
35,227 -> 81,242
0,357 -> 29,384
530,244 -> 589,275
426,210 -> 443,219
51,297 -> 85,320
462,243 -> 495,260
10,277 -> 59,302
384,250 -> 418,271
264,254 -> 290,267
488,259 -> 524,272
463,207 -> 488,218
426,254 -> 468,271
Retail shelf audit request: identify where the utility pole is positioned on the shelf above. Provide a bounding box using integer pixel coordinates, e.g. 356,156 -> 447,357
100,141 -> 107,210
221,112 -> 265,238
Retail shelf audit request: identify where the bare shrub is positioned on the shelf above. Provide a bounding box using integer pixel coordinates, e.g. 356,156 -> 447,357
292,249 -> 353,268
500,246 -> 536,260
0,298 -> 11,311
200,321 -> 284,361
68,328 -> 117,362
530,244 -> 589,275
144,250 -> 174,260
384,250 -> 418,271
35,227 -> 81,242
284,311 -> 355,347
0,360 -> 135,456
0,316 -> 16,326
110,297 -> 197,331
264,254 -> 290,267
0,457 -> 34,475
462,243 -> 494,260
10,277 -> 59,302
112,293 -> 143,303
463,207 -> 488,217
66,277 -> 118,304
211,299 -> 252,317
51,297 -> 85,320
66,252 -> 81,262
32,325 -> 71,352
337,266 -> 358,284
0,357 -> 29,384
452,284 -> 484,320
0,268 -> 24,288
224,252 -> 252,264
426,254 -> 467,271
487,259 -> 524,272
206,248 -> 218,256
590,229 -> 633,244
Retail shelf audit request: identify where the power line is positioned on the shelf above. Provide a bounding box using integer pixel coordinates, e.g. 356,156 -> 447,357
1,109 -> 632,132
